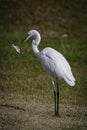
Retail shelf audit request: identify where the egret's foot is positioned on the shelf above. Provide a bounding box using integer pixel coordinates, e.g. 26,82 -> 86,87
55,112 -> 60,117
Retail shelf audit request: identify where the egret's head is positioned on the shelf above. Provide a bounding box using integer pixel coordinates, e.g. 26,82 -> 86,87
23,30 -> 41,45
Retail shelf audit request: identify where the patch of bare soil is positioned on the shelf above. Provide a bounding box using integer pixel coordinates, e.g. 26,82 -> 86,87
0,92 -> 87,130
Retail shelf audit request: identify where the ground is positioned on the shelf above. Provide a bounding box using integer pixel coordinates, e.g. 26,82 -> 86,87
0,92 -> 87,130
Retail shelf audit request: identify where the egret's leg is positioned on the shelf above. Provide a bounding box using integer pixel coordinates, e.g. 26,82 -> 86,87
50,76 -> 57,116
54,91 -> 56,116
56,81 -> 59,116
50,76 -> 56,92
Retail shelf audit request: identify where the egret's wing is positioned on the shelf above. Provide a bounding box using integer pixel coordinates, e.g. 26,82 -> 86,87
41,47 -> 75,82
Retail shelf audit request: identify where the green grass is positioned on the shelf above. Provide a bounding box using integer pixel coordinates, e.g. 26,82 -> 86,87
0,37 -> 87,105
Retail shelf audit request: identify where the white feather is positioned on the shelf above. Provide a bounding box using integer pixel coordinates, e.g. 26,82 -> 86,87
40,47 -> 75,86
24,29 -> 76,87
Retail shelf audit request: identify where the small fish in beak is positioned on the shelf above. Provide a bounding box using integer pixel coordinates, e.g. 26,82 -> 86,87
12,44 -> 23,54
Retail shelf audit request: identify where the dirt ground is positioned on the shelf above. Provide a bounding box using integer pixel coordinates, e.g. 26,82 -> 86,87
0,92 -> 87,130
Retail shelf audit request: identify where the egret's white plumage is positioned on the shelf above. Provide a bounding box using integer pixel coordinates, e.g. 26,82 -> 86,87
23,29 -> 75,116
40,47 -> 75,87
24,30 -> 75,87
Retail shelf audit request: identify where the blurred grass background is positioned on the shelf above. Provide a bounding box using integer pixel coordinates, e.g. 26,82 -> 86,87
0,0 -> 87,105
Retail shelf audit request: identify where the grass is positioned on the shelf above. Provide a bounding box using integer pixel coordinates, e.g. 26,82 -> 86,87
0,36 -> 87,105
0,32 -> 87,130
0,0 -> 87,129
63,125 -> 87,130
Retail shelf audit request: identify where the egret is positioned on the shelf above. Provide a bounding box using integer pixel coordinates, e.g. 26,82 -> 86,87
13,29 -> 76,116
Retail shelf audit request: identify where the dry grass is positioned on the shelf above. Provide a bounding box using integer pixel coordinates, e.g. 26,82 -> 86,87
0,92 -> 87,130
0,36 -> 87,130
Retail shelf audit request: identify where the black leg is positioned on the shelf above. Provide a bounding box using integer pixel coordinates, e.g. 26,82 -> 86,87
56,82 -> 59,116
54,91 -> 56,116
52,77 -> 59,116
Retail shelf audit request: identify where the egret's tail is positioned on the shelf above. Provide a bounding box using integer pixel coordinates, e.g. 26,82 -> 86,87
64,75 -> 76,87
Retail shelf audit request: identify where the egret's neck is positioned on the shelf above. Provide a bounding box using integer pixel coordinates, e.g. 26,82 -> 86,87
32,40 -> 41,59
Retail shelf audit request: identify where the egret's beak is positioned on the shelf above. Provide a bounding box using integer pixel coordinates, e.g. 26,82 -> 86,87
12,34 -> 31,54
22,34 -> 31,43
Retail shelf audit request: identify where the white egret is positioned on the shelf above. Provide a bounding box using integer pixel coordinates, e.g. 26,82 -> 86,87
13,29 -> 76,116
